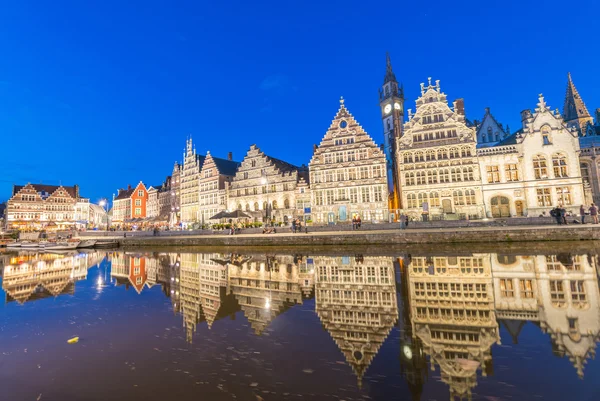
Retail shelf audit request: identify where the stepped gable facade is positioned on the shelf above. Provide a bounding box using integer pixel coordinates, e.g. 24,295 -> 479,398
397,79 -> 483,220
180,138 -> 206,226
5,183 -> 81,230
309,98 -> 388,224
198,151 -> 240,224
228,145 -> 307,224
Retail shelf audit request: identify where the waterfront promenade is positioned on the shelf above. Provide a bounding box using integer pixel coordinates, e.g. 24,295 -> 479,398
80,221 -> 600,247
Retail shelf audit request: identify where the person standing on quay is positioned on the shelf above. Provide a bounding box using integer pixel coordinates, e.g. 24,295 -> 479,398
580,204 -> 586,224
590,203 -> 599,224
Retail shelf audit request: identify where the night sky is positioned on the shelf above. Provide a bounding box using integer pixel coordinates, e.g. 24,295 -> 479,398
1,0 -> 598,203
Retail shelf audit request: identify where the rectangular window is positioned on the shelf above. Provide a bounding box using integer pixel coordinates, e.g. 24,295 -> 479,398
138,190 -> 144,197
349,188 -> 358,203
315,191 -> 323,206
361,187 -> 370,203
519,279 -> 534,298
336,188 -> 346,201
372,165 -> 382,178
326,190 -> 334,205
359,167 -> 369,180
549,280 -> 565,306
374,186 -> 383,202
500,279 -> 514,297
486,165 -> 500,183
337,170 -> 345,181
570,280 -> 586,304
348,168 -> 357,180
536,188 -> 552,207
505,164 -> 519,181
556,187 -> 572,206
135,207 -> 141,215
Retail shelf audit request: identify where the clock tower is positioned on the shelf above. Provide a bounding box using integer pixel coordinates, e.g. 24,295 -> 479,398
379,53 -> 404,211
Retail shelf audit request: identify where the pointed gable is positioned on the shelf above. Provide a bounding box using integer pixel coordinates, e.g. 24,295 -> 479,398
311,97 -> 384,163
476,107 -> 508,147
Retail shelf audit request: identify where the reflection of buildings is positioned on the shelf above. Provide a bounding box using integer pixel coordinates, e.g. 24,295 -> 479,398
406,254 -> 499,401
314,255 -> 398,387
228,254 -> 304,335
491,253 -> 600,379
111,253 -> 151,294
2,251 -> 103,304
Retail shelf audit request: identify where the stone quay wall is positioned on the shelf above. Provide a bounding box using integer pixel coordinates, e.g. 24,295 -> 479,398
81,225 -> 600,247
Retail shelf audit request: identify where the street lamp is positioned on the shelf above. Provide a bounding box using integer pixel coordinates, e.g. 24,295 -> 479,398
99,199 -> 110,230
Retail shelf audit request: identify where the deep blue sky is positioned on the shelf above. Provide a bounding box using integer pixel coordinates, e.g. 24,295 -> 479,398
1,0 -> 598,203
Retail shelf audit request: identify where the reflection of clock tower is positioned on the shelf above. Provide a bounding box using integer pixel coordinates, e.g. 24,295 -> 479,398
379,53 -> 404,211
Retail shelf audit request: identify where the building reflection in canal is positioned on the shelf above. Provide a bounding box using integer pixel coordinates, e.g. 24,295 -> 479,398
1,251 -> 105,304
9,248 -> 596,399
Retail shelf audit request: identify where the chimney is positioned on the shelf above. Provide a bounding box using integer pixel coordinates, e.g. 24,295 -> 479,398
521,109 -> 533,126
455,98 -> 465,116
227,152 -> 233,161
74,184 -> 79,198
128,184 -> 132,190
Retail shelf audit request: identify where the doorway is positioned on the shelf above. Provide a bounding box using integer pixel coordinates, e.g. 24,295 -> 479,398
515,201 -> 524,216
491,196 -> 510,218
442,199 -> 452,214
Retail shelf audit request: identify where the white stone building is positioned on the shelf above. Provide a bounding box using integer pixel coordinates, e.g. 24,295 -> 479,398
309,98 -> 388,224
397,79 -> 484,220
198,151 -> 239,224
228,144 -> 308,224
477,95 -> 585,217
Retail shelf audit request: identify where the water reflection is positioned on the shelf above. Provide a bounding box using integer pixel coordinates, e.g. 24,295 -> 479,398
3,248 -> 599,400
1,251 -> 104,304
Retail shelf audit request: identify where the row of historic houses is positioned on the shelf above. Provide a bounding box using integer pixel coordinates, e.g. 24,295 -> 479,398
151,55 -> 600,227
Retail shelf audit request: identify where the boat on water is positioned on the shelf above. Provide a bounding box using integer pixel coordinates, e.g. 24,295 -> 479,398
77,239 -> 97,248
6,242 -> 22,249
95,241 -> 119,248
21,241 -> 47,249
44,241 -> 81,251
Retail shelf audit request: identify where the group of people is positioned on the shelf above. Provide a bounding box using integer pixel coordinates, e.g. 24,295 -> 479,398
351,216 -> 362,230
290,218 -> 305,233
551,203 -> 599,225
399,213 -> 410,229
580,203 -> 599,224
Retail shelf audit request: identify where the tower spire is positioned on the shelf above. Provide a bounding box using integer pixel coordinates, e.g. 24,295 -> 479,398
384,52 -> 397,84
563,72 -> 592,134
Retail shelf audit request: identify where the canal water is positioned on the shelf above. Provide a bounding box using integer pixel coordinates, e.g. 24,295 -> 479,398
1,246 -> 599,401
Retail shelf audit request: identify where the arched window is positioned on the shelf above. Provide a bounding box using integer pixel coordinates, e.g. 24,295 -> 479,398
243,172 -> 249,179
453,190 -> 464,206
405,172 -> 415,186
552,153 -> 568,177
465,190 -> 476,205
403,153 -> 412,164
254,202 -> 259,211
437,149 -> 447,159
263,201 -> 268,210
461,147 -> 471,157
430,192 -> 440,207
463,167 -> 474,181
449,148 -> 460,158
541,125 -> 552,145
495,132 -> 499,141
427,170 -> 437,184
485,127 -> 491,142
581,163 -> 590,185
284,198 -> 290,209
237,203 -> 242,210
417,193 -> 427,207
407,193 -> 417,208
533,155 -> 548,179
439,169 -> 450,183
272,200 -> 278,209
426,150 -> 436,161
415,152 -> 424,162
245,203 -> 250,211
416,171 -> 426,185
251,160 -> 257,167
451,168 -> 462,182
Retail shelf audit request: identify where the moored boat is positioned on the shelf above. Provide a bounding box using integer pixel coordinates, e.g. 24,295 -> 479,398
77,240 -> 97,248
6,242 -> 22,249
44,241 -> 80,251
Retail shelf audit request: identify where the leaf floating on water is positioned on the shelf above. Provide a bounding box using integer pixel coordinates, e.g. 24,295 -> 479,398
302,369 -> 314,374
250,382 -> 258,387
67,337 -> 79,344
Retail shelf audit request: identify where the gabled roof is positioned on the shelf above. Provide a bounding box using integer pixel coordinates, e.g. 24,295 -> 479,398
114,188 -> 135,200
213,157 -> 241,176
13,184 -> 78,199
266,155 -> 299,173
495,129 -> 522,146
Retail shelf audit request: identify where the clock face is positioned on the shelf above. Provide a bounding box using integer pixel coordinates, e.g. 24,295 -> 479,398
394,102 -> 401,110
402,345 -> 413,360
384,104 -> 392,114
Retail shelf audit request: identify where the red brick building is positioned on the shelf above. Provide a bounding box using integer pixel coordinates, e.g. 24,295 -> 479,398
112,182 -> 148,225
